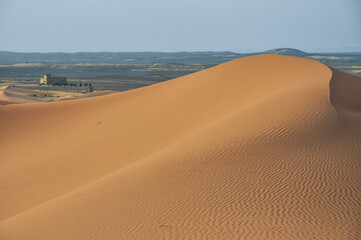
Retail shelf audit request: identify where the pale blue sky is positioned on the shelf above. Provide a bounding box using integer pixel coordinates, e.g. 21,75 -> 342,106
0,0 -> 360,52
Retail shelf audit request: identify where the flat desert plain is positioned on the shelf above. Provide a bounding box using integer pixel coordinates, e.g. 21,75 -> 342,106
0,54 -> 360,239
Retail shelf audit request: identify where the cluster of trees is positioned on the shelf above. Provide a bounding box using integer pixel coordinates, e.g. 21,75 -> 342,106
40,83 -> 92,87
30,93 -> 58,98
16,78 -> 33,82
74,83 -> 92,87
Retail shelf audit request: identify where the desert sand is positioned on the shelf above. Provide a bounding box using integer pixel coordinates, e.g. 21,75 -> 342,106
0,84 -> 114,105
0,54 -> 360,239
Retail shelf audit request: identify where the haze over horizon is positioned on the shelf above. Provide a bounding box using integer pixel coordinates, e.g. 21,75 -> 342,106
1,0 -> 360,53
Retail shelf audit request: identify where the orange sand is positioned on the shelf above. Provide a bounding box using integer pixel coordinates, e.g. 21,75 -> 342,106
0,55 -> 360,239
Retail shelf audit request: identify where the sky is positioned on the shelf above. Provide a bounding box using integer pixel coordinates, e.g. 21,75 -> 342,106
0,0 -> 360,53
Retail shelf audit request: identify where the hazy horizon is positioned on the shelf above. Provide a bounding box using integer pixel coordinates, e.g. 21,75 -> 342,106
2,46 -> 361,54
1,0 -> 360,53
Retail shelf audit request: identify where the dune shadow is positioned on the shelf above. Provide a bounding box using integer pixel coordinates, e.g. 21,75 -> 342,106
329,68 -> 361,129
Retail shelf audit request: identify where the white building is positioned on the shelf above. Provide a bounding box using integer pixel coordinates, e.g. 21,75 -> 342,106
40,74 -> 67,85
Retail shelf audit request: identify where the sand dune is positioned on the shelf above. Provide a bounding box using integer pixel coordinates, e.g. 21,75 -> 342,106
0,85 -> 20,105
0,55 -> 360,239
0,84 -> 114,105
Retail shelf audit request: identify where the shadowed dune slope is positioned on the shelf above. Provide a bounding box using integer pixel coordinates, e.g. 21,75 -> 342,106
0,55 -> 360,239
330,68 -> 361,126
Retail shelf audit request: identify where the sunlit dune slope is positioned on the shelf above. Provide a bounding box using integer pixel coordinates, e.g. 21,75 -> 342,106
0,55 -> 360,239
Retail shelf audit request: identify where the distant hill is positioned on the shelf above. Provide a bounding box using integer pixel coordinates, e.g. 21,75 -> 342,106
262,48 -> 310,57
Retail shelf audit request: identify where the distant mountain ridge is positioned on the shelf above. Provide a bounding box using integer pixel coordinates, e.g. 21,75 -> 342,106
0,48 -> 358,64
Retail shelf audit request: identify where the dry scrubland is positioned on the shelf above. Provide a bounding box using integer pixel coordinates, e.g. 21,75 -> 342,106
1,48 -> 360,93
0,55 -> 360,239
